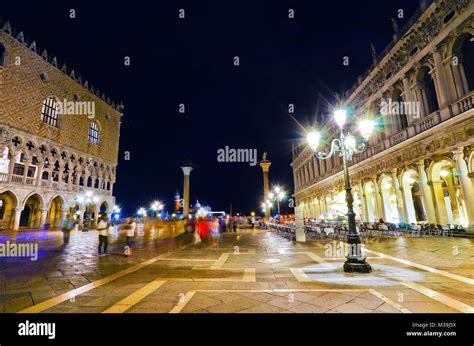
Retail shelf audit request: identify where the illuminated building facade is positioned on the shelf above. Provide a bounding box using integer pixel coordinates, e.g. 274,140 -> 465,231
291,0 -> 474,231
0,21 -> 122,230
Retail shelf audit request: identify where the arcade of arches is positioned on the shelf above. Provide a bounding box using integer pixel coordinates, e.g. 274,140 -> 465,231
0,189 -> 113,231
299,149 -> 474,231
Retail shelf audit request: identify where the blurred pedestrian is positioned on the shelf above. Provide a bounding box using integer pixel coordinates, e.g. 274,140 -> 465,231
97,215 -> 110,256
210,217 -> 220,248
61,214 -> 74,245
126,217 -> 137,248
233,216 -> 238,232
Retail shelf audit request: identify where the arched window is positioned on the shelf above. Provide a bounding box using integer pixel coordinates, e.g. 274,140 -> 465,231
40,97 -> 59,127
393,90 -> 408,131
461,35 -> 474,92
419,67 -> 439,115
0,43 -> 6,67
88,122 -> 100,145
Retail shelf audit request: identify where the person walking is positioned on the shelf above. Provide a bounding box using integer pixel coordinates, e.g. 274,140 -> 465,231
210,217 -> 220,249
97,215 -> 110,256
61,215 -> 74,245
233,216 -> 238,232
126,217 -> 137,251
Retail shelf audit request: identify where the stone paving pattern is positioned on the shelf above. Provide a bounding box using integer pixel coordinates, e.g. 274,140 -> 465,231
0,227 -> 473,313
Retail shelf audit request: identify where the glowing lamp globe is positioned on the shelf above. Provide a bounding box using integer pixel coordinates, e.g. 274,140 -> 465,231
307,129 -> 321,152
334,109 -> 347,128
359,119 -> 374,139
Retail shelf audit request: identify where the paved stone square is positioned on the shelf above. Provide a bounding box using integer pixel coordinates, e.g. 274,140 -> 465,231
0,228 -> 473,313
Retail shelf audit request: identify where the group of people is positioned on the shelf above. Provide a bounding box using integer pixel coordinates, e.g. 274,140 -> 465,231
190,215 -> 245,247
61,214 -> 137,257
193,217 -> 221,247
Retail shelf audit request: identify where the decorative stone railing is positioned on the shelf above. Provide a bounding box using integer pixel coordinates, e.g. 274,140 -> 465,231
0,173 -> 7,182
456,91 -> 474,113
391,131 -> 406,146
11,175 -> 23,183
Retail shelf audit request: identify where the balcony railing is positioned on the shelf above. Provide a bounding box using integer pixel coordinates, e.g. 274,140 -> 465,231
294,91 -> 474,193
456,91 -> 474,113
0,173 -> 7,182
11,175 -> 23,183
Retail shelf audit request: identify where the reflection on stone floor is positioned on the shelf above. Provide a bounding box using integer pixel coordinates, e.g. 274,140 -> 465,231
0,228 -> 473,313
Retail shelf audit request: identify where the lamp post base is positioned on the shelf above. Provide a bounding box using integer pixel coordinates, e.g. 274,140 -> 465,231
343,257 -> 372,273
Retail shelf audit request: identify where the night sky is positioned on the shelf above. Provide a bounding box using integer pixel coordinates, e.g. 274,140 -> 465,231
4,0 -> 419,216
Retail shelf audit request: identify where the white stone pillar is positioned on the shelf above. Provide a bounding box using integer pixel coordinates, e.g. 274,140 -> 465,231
391,169 -> 407,224
374,180 -> 386,221
39,208 -> 48,228
358,182 -> 368,222
22,159 -> 30,183
12,207 -> 23,231
416,160 -> 437,223
432,48 -> 452,107
453,148 -> 474,232
181,166 -> 193,218
7,153 -> 15,182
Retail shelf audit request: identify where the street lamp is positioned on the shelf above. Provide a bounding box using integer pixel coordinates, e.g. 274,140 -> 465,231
151,201 -> 164,218
306,109 -> 373,273
137,207 -> 147,218
268,186 -> 286,215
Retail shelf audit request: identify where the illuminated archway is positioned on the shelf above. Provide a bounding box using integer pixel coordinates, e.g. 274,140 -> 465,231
48,195 -> 64,228
430,159 -> 467,226
0,190 -> 19,229
401,169 -> 425,224
20,193 -> 44,228
380,176 -> 399,223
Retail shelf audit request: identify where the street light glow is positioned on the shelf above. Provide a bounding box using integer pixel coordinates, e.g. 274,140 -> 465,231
307,128 -> 321,152
359,119 -> 375,139
334,109 -> 347,128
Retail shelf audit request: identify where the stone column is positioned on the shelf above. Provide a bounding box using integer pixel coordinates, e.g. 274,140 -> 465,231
22,158 -> 30,183
402,76 -> 418,123
357,182 -> 368,222
7,153 -> 15,182
59,163 -> 66,187
431,181 -> 449,224
414,87 -> 427,118
39,208 -> 49,229
374,180 -> 386,220
67,172 -> 73,191
322,194 -> 328,218
259,160 -> 271,217
453,148 -> 474,232
416,160 -> 437,223
432,47 -> 452,108
12,207 -> 23,231
391,169 -> 407,224
181,166 -> 193,218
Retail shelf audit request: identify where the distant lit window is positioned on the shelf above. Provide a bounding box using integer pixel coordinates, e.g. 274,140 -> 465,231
88,121 -> 100,145
40,97 -> 59,127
